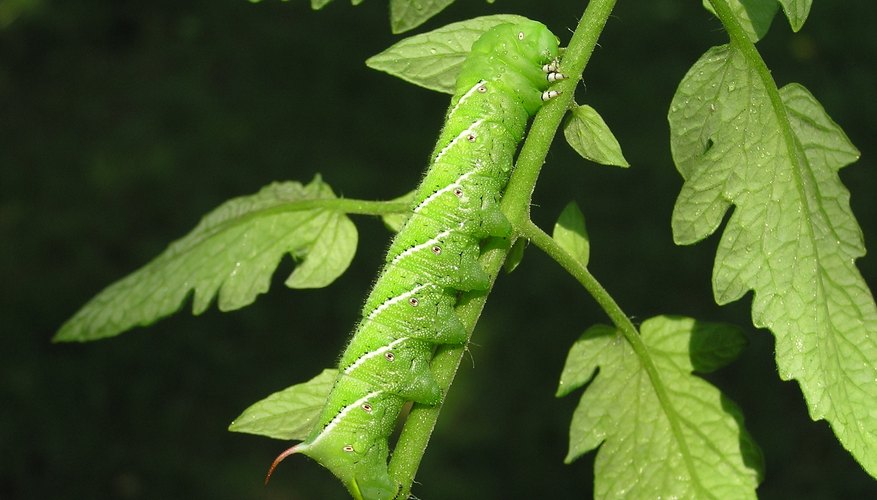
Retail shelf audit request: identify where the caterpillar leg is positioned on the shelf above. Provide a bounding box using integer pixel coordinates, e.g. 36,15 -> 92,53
541,59 -> 565,101
541,89 -> 562,101
542,59 -> 567,83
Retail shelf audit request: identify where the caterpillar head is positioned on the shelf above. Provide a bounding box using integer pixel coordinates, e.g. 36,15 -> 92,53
513,20 -> 561,64
456,20 -> 561,115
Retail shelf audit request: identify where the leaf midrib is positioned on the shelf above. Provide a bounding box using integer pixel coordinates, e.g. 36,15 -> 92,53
715,0 -> 858,435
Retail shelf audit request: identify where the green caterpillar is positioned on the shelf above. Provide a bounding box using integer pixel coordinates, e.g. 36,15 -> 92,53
267,20 -> 563,500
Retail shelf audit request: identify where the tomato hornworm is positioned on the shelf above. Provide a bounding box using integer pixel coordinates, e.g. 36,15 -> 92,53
267,19 -> 564,500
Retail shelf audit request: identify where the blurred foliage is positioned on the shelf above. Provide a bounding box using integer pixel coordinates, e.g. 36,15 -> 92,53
1,0 -> 875,498
0,0 -> 42,29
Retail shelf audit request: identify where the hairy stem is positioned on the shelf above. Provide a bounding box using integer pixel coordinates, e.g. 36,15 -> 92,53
501,0 -> 615,224
387,1 -> 617,497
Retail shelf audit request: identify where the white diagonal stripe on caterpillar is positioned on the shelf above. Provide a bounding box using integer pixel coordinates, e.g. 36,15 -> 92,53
365,283 -> 432,321
389,229 -> 453,266
434,119 -> 484,164
413,171 -> 475,214
309,390 -> 384,448
446,80 -> 487,121
343,337 -> 411,375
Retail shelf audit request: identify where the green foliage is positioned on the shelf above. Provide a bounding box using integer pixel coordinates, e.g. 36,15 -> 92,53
563,104 -> 629,168
702,0 -> 778,42
557,316 -> 762,498
669,31 -> 876,474
552,202 -> 590,268
366,14 -> 528,93
777,0 -> 812,31
55,177 -> 358,342
48,0 -> 877,498
229,368 -> 337,441
389,0 -> 454,34
301,0 -> 501,34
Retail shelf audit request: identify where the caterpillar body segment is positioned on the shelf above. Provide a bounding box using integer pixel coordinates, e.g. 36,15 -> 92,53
358,283 -> 468,345
269,20 -> 561,500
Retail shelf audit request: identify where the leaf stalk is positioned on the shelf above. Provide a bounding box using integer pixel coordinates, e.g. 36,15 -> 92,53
517,219 -> 705,493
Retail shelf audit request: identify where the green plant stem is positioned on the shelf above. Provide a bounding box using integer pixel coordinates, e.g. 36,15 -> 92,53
517,220 -> 704,491
501,0 -> 615,224
387,1 -> 617,497
705,0 -> 784,103
196,197 -> 407,247
518,220 -> 635,343
268,197 -> 409,216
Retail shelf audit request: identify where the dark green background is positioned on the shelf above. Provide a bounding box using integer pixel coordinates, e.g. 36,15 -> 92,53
2,1 -> 876,498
